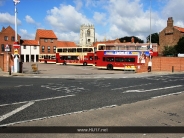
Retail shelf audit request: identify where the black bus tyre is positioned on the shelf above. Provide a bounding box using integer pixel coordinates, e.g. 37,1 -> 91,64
107,64 -> 113,70
63,62 -> 66,65
83,62 -> 87,66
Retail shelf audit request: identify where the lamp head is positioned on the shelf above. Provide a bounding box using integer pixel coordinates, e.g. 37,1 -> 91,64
13,0 -> 20,4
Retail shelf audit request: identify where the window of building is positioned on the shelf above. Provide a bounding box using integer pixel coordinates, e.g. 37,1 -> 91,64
50,39 -> 53,43
87,29 -> 90,36
44,39 -> 48,42
4,36 -> 8,41
53,46 -> 56,53
34,46 -> 37,49
11,36 -> 15,41
42,46 -> 45,52
1,44 -> 5,52
23,46 -> 26,49
9,45 -> 12,52
48,46 -> 50,53
88,39 -> 90,43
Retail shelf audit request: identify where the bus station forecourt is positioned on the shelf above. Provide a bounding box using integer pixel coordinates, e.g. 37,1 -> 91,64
0,62 -> 178,78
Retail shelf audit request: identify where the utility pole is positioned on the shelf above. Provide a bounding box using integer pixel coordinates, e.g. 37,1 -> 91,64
13,0 -> 20,73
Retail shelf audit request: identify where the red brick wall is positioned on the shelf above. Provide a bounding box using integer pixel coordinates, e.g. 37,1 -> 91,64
39,38 -> 57,54
0,53 -> 14,72
0,54 -> 4,71
136,57 -> 184,73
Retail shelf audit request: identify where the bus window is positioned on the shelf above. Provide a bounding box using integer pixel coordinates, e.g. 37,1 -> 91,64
83,48 -> 88,52
88,48 -> 93,52
63,48 -> 67,52
89,56 -> 93,60
77,48 -> 82,52
106,57 -> 114,62
68,48 -> 72,52
115,57 -> 123,62
57,48 -> 62,52
72,48 -> 76,52
125,58 -> 135,62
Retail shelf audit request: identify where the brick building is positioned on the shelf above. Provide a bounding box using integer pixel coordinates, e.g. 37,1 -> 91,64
0,26 -> 21,55
159,17 -> 184,54
35,29 -> 58,55
0,26 -> 21,71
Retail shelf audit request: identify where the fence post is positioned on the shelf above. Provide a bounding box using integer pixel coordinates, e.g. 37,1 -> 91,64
172,66 -> 174,72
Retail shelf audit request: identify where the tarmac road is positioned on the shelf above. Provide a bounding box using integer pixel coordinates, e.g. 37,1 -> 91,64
0,62 -> 184,138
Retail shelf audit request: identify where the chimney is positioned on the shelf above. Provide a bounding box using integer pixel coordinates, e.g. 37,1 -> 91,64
1,27 -> 5,32
167,17 -> 173,27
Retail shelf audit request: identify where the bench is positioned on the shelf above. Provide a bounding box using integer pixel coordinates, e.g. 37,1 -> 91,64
31,64 -> 39,73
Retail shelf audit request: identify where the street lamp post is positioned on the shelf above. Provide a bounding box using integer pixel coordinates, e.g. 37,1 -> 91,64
149,0 -> 152,49
13,0 -> 20,73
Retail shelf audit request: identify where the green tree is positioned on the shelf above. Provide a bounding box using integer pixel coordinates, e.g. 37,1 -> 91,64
175,37 -> 184,54
119,36 -> 144,43
146,33 -> 159,44
162,46 -> 177,56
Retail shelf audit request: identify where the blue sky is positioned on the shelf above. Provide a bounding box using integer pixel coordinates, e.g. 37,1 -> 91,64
0,0 -> 184,43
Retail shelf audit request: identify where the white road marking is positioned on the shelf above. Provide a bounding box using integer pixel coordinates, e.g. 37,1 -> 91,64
0,95 -> 75,107
0,102 -> 34,122
15,84 -> 33,87
122,85 -> 183,93
0,104 -> 117,127
152,91 -> 183,99
112,83 -> 152,90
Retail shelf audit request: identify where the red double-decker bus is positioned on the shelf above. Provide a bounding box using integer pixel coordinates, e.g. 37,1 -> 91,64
56,47 -> 95,66
95,43 -> 156,70
39,54 -> 56,64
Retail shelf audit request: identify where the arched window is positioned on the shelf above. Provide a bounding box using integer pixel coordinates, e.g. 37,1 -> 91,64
87,29 -> 90,36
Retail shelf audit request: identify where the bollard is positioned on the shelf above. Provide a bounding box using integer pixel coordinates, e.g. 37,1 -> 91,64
172,66 -> 174,72
9,66 -> 11,75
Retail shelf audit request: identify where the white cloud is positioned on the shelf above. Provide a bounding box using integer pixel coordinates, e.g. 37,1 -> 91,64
161,0 -> 184,27
94,0 -> 169,42
25,15 -> 35,24
19,29 -> 35,40
25,15 -> 40,27
0,12 -> 21,25
93,12 -> 106,25
45,4 -> 92,43
73,0 -> 83,11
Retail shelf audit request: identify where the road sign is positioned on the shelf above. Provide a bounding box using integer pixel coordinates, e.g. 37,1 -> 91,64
5,44 -> 10,52
149,49 -> 153,56
14,49 -> 18,55
13,41 -> 20,49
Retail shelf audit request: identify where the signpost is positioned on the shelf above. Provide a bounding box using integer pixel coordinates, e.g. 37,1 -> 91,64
5,45 -> 10,72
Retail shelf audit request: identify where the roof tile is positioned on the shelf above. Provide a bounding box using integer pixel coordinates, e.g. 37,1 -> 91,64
22,40 -> 39,45
36,29 -> 57,39
57,41 -> 76,47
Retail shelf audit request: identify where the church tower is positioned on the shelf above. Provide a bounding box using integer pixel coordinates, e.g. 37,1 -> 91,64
79,24 -> 95,47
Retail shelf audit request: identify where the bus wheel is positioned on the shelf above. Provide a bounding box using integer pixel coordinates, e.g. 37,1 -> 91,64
83,62 -> 87,66
107,64 -> 113,70
63,62 -> 66,65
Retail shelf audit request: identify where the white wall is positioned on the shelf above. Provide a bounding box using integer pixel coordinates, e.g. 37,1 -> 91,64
21,45 -> 40,62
